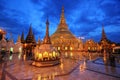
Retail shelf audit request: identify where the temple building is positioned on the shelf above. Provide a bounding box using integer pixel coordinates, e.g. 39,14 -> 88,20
22,25 -> 36,59
0,28 -> 15,59
0,29 -> 7,51
100,26 -> 111,44
0,29 -> 22,54
99,25 -> 115,53
84,26 -> 116,53
50,7 -> 83,51
84,39 -> 99,52
33,19 -> 60,67
0,29 -> 6,40
14,35 -> 22,53
37,37 -> 41,47
0,34 -> 7,52
7,38 -> 14,52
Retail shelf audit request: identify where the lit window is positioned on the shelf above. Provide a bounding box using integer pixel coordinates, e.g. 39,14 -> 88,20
70,47 -> 73,50
95,47 -> 96,50
43,51 -> 48,57
58,47 -> 60,50
56,52 -> 58,56
70,52 -> 73,57
2,48 -> 5,50
65,47 -> 67,50
19,47 -> 22,52
65,52 -> 68,57
49,53 -> 52,57
53,51 -> 56,57
88,47 -> 90,50
10,47 -> 13,52
38,53 -> 42,59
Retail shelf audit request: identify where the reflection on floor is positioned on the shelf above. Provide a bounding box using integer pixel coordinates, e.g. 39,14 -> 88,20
93,58 -> 120,68
0,54 -> 120,80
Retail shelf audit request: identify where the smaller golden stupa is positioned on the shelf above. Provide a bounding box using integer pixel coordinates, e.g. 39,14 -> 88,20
32,19 -> 60,67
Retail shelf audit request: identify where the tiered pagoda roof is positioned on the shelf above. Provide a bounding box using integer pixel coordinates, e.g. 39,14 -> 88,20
100,25 -> 112,44
25,24 -> 36,43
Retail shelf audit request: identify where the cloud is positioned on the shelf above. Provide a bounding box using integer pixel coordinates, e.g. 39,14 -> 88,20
0,0 -> 120,43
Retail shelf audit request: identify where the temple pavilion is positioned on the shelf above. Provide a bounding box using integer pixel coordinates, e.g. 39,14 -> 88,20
0,29 -> 7,52
99,25 -> 116,53
21,25 -> 36,59
32,19 -> 60,67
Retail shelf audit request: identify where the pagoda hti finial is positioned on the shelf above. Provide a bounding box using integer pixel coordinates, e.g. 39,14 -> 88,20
43,18 -> 51,44
60,6 -> 66,24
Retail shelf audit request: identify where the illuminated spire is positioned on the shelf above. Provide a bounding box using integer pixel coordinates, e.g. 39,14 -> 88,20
60,6 -> 66,24
43,18 -> 51,44
101,25 -> 107,40
21,31 -> 25,43
46,18 -> 49,37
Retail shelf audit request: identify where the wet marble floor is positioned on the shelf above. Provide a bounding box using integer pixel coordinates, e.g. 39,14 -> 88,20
0,54 -> 120,80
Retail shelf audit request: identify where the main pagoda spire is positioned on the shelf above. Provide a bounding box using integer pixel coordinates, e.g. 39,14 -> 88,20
43,18 -> 51,44
60,6 -> 66,24
56,6 -> 69,31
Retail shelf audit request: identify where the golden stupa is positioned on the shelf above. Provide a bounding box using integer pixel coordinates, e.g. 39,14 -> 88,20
50,7 -> 83,51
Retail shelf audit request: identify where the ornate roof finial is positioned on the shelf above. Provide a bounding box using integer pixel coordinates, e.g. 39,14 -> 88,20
43,18 -> 51,44
60,6 -> 66,24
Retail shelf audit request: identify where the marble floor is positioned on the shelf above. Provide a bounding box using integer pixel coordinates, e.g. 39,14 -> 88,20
0,54 -> 120,80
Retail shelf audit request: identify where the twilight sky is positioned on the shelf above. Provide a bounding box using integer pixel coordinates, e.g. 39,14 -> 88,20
0,0 -> 120,43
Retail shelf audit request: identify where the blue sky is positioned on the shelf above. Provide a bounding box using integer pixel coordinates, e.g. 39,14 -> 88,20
0,0 -> 120,43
